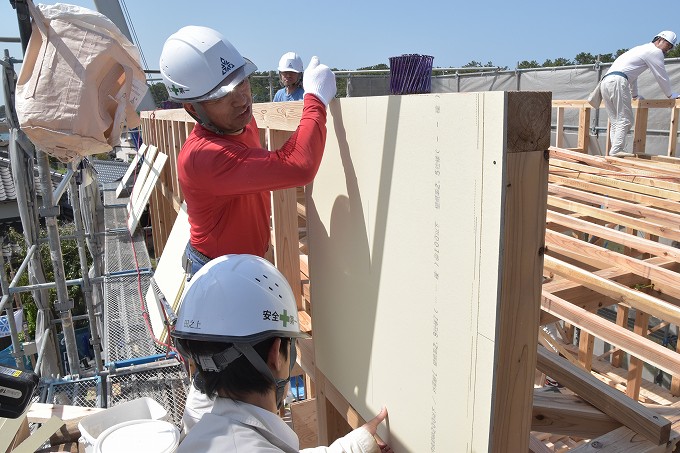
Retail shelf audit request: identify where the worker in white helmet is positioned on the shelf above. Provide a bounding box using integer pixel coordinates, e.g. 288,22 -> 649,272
596,31 -> 679,157
159,26 -> 336,276
172,255 -> 393,452
274,52 -> 305,102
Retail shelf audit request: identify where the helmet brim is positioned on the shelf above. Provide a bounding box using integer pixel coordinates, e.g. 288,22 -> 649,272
278,67 -> 302,73
187,58 -> 258,102
171,328 -> 310,343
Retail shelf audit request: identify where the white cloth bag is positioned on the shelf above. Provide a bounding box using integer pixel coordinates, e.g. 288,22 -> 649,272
15,1 -> 147,162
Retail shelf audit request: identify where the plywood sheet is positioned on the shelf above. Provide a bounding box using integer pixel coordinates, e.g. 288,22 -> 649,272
146,202 -> 190,342
115,144 -> 148,198
307,92 -> 535,452
127,151 -> 167,234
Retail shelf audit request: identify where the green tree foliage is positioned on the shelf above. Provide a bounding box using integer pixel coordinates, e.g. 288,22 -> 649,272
668,46 -> 680,59
149,82 -> 169,107
518,60 -> 540,69
5,224 -> 90,338
575,52 -> 597,65
543,57 -> 574,67
357,64 -> 389,71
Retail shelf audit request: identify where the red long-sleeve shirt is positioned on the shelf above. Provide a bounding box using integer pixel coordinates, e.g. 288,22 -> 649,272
178,94 -> 327,258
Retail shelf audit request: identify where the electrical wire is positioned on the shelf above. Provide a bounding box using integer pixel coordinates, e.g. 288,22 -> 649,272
124,153 -> 178,356
119,0 -> 149,71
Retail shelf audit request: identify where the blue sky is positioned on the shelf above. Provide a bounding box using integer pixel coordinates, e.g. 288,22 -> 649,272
0,0 -> 677,106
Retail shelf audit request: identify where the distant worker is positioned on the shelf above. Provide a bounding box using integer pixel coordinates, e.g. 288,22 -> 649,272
274,52 -> 305,102
172,254 -> 393,452
598,31 -> 680,157
159,26 -> 336,276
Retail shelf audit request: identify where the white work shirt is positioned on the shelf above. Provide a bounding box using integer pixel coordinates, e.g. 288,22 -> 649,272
606,42 -> 672,98
178,397 -> 380,453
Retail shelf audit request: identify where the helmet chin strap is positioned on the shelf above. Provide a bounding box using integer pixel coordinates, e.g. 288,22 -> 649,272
186,102 -> 246,135
232,340 -> 297,410
200,339 -> 297,410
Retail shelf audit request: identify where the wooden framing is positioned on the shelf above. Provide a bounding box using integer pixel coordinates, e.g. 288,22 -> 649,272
552,99 -> 680,157
140,97 -> 680,452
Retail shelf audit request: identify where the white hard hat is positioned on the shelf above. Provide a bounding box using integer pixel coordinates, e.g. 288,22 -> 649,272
160,26 -> 257,102
278,52 -> 304,73
172,254 -> 308,344
655,30 -> 677,46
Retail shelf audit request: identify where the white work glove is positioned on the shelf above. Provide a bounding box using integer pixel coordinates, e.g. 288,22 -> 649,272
670,92 -> 680,99
303,56 -> 337,106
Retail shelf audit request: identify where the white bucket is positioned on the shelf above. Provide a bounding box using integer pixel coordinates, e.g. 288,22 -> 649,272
94,419 -> 180,453
78,397 -> 168,453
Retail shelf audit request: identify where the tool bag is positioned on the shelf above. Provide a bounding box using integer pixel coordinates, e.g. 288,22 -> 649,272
15,1 -> 147,162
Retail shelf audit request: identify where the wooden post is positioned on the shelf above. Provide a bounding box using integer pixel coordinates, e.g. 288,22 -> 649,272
555,107 -> 565,148
269,129 -> 304,311
612,304 -> 630,368
632,102 -> 649,155
578,330 -> 595,371
626,310 -> 650,401
668,105 -> 679,157
576,106 -> 590,153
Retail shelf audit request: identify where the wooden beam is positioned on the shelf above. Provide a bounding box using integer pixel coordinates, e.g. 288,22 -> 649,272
548,173 -> 680,214
548,183 -> 680,229
546,210 -> 680,264
544,230 -> 680,299
547,196 -> 680,242
543,255 -> 680,326
532,390 -> 622,438
536,347 -> 671,445
542,292 -> 680,379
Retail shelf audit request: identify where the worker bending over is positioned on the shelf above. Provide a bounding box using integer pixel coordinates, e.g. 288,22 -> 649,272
172,254 -> 393,452
598,31 -> 679,157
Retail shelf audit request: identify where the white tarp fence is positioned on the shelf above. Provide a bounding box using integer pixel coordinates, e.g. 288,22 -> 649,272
346,58 -> 680,155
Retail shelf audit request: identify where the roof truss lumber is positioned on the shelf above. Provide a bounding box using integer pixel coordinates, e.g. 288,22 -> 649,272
545,230 -> 680,299
543,255 -> 680,324
536,347 -> 671,445
532,390 -> 621,438
541,291 -> 680,377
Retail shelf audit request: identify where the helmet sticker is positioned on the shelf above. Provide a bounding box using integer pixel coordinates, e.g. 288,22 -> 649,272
263,309 -> 296,327
183,319 -> 202,330
220,57 -> 235,75
168,84 -> 188,96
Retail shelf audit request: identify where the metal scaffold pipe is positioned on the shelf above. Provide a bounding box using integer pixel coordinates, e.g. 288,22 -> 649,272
69,172 -> 103,372
37,150 -> 80,376
0,251 -> 24,370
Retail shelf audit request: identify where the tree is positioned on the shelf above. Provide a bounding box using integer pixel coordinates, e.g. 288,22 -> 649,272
575,52 -> 596,65
543,57 -> 573,67
0,104 -> 5,119
357,64 -> 389,71
149,82 -> 169,107
517,60 -> 540,69
668,46 -> 680,59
